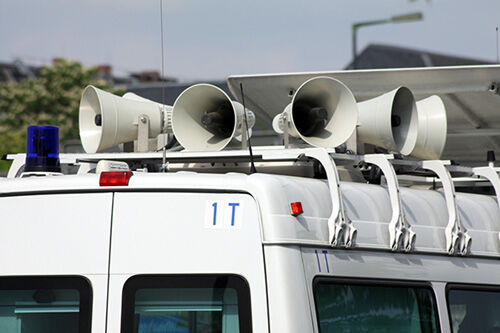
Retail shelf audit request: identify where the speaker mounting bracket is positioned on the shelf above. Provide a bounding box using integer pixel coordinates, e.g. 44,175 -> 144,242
421,160 -> 471,255
472,165 -> 500,247
363,154 -> 416,252
261,148 -> 355,247
282,113 -> 290,148
137,114 -> 150,153
308,149 -> 356,248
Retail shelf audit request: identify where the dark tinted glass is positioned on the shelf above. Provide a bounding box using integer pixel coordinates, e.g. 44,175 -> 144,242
0,276 -> 91,333
314,278 -> 439,333
121,275 -> 251,333
448,287 -> 500,333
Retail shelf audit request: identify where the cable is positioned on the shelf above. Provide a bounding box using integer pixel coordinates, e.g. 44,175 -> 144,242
240,83 -> 257,174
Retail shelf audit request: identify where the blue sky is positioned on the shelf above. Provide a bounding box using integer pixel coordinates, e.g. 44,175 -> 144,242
0,0 -> 498,81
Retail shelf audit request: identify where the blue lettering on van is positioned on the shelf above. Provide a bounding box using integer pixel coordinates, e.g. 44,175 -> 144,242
315,250 -> 321,272
322,250 -> 330,273
212,202 -> 217,225
228,203 -> 240,226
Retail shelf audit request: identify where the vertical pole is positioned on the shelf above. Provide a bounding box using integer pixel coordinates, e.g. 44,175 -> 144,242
352,26 -> 357,69
496,26 -> 499,63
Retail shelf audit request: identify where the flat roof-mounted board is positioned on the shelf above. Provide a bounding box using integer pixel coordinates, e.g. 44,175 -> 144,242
227,65 -> 500,164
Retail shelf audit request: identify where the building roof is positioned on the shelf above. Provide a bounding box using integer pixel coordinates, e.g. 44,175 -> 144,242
346,43 -> 493,69
0,60 -> 40,83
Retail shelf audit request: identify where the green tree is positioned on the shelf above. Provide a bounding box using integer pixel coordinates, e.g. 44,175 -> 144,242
0,59 -> 121,172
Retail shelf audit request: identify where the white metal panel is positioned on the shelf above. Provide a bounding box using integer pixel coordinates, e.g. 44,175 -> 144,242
264,245 -> 315,333
0,193 -> 112,274
108,191 -> 268,332
301,247 -> 500,286
0,192 -> 113,333
300,247 -> 500,333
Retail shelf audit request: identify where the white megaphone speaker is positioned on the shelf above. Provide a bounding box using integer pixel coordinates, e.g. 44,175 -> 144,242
122,92 -> 173,114
357,87 -> 418,155
79,85 -> 166,153
122,92 -> 173,133
171,84 -> 255,151
410,95 -> 447,159
272,76 -> 358,148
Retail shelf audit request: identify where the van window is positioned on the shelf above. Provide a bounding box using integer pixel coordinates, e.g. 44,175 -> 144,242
0,276 -> 91,333
448,285 -> 500,332
121,275 -> 251,333
313,278 -> 439,333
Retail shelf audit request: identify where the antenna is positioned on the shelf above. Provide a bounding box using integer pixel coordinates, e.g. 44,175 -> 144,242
240,83 -> 257,174
496,26 -> 499,63
160,0 -> 167,171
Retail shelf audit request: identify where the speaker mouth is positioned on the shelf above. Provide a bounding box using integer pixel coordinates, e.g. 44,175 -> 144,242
288,76 -> 358,148
201,102 -> 235,138
391,87 -> 418,155
172,84 -> 238,151
293,103 -> 328,137
79,86 -> 104,153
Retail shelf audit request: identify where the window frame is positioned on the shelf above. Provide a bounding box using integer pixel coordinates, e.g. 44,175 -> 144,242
446,282 -> 500,333
0,275 -> 92,333
121,274 -> 252,333
312,276 -> 441,333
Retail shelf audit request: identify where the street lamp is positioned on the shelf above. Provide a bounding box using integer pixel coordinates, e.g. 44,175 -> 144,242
351,12 -> 423,69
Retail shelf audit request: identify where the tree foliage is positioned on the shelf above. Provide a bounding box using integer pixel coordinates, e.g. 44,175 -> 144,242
0,59 -> 121,172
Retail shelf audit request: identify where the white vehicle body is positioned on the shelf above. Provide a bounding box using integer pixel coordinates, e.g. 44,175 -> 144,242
3,65 -> 500,332
2,146 -> 500,333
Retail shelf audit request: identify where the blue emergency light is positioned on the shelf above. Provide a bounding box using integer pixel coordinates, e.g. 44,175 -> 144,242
25,125 -> 61,172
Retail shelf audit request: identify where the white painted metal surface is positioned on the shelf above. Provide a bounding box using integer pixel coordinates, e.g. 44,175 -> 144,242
228,65 -> 500,162
0,192 -> 113,333
3,147 -> 500,332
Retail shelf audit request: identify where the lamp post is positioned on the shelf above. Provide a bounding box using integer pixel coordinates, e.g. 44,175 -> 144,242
351,12 -> 423,69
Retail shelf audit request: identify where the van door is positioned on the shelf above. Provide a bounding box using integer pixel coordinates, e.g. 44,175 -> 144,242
107,191 -> 268,332
0,192 -> 113,333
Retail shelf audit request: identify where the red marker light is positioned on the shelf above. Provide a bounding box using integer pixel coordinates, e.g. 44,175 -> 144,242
290,202 -> 303,216
99,171 -> 133,186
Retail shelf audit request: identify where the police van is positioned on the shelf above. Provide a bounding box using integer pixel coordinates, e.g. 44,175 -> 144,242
2,65 -> 500,333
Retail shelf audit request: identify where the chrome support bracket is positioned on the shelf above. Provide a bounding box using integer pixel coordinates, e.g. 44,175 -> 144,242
422,160 -> 471,255
473,166 -> 500,245
261,148 -> 355,247
364,154 -> 416,252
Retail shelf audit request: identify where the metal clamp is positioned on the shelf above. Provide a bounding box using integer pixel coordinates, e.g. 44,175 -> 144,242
307,149 -> 356,248
473,166 -> 500,245
421,160 -> 471,255
363,154 -> 416,252
262,148 -> 355,247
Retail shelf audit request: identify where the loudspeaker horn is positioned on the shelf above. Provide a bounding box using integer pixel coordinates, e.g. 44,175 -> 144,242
410,95 -> 447,159
122,92 -> 173,113
171,84 -> 255,151
272,76 -> 358,148
122,92 -> 173,133
357,87 -> 418,155
79,85 -> 164,153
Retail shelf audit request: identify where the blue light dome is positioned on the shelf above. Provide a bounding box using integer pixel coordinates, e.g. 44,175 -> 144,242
25,125 -> 61,172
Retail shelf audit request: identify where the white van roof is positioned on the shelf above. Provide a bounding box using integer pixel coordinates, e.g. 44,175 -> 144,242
2,158 -> 500,258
